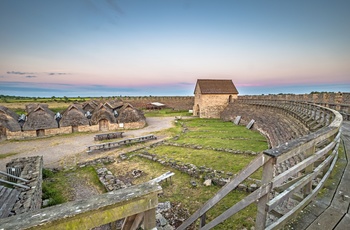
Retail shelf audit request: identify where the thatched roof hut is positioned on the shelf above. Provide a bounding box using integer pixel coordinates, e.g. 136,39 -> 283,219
116,103 -> 146,123
60,104 -> 90,127
0,105 -> 21,132
106,100 -> 124,110
90,103 -> 117,125
23,104 -> 57,130
82,101 -> 98,113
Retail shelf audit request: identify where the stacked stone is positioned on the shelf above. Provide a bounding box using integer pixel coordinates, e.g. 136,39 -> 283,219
152,141 -> 258,155
136,151 -> 260,192
96,167 -> 127,192
77,156 -> 115,168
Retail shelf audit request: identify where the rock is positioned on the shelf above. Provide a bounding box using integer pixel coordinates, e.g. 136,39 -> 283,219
249,184 -> 258,192
158,201 -> 171,213
190,181 -> 197,187
238,184 -> 247,191
42,199 -> 50,207
156,213 -> 168,227
203,179 -> 212,186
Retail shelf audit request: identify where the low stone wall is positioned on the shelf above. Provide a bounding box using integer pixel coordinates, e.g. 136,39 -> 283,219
6,156 -> 43,215
133,150 -> 260,192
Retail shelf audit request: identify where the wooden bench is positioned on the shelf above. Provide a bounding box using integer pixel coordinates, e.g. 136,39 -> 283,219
87,134 -> 157,153
94,132 -> 124,141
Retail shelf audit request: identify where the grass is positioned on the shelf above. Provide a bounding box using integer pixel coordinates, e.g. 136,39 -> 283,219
38,116 -> 267,228
42,166 -> 106,207
175,118 -> 268,152
108,156 -> 257,229
147,146 -> 257,175
106,117 -> 268,229
0,152 -> 20,159
144,109 -> 192,117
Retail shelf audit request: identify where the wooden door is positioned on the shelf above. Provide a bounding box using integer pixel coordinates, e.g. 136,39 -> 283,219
99,119 -> 109,131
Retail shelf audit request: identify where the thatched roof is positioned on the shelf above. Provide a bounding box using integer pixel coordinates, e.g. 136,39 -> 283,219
23,104 -> 57,130
194,79 -> 239,94
82,101 -> 98,112
107,100 -> 124,109
0,105 -> 21,131
117,103 -> 146,123
60,104 -> 89,127
90,103 -> 117,125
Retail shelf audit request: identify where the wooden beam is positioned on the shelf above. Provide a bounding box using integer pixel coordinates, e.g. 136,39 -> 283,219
255,157 -> 275,230
201,183 -> 271,230
267,146 -> 337,211
177,154 -> 271,230
272,140 -> 336,188
0,181 -> 161,230
266,144 -> 339,230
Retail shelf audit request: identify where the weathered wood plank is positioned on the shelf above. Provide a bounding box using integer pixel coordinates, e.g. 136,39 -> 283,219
0,189 -> 19,218
265,126 -> 340,164
202,183 -> 271,230
0,181 -> 162,230
255,157 -> 275,230
306,207 -> 344,230
272,140 -> 337,188
334,213 -> 350,230
267,150 -> 336,211
266,143 -> 338,230
177,154 -> 271,230
130,212 -> 144,230
143,208 -> 156,230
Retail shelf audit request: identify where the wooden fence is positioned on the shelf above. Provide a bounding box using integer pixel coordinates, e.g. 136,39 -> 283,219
177,100 -> 342,230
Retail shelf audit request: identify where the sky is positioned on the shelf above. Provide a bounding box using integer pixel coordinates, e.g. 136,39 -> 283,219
0,0 -> 349,97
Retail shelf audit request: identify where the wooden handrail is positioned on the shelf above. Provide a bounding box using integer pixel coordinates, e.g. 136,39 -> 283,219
0,181 -> 162,230
177,99 -> 343,230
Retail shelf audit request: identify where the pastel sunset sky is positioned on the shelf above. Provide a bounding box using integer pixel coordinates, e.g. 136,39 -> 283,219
0,0 -> 349,97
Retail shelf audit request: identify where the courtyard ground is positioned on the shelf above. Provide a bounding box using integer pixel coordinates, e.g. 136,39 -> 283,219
0,117 -> 175,171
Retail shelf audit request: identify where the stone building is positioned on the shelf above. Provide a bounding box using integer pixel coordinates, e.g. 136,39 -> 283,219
193,79 -> 239,118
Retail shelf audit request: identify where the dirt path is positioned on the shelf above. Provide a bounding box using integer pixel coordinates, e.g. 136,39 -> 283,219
0,117 -> 175,171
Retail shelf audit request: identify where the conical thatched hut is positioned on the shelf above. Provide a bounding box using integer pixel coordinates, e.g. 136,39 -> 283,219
90,103 -> 117,131
116,103 -> 146,123
23,104 -> 57,136
59,104 -> 90,132
0,105 -> 21,139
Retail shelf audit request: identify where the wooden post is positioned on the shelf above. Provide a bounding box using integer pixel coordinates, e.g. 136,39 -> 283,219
143,208 -> 156,230
303,145 -> 315,197
255,156 -> 275,230
200,213 -> 206,228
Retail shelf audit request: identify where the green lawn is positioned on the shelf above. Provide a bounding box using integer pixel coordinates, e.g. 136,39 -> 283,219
144,109 -> 192,117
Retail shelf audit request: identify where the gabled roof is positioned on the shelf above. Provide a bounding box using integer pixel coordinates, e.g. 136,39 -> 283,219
194,79 -> 239,94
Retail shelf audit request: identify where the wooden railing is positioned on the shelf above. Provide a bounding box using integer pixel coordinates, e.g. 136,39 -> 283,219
0,181 -> 162,230
178,100 -> 342,230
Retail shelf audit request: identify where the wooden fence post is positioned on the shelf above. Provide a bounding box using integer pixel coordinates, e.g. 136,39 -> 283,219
255,156 -> 275,230
303,145 -> 315,197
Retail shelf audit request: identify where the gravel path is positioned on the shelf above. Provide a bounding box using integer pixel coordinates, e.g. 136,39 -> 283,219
0,117 -> 175,171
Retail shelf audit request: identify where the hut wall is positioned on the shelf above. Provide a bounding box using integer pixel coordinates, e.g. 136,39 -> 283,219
123,120 -> 146,129
45,127 -> 72,136
6,130 -> 37,140
78,125 -> 99,133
